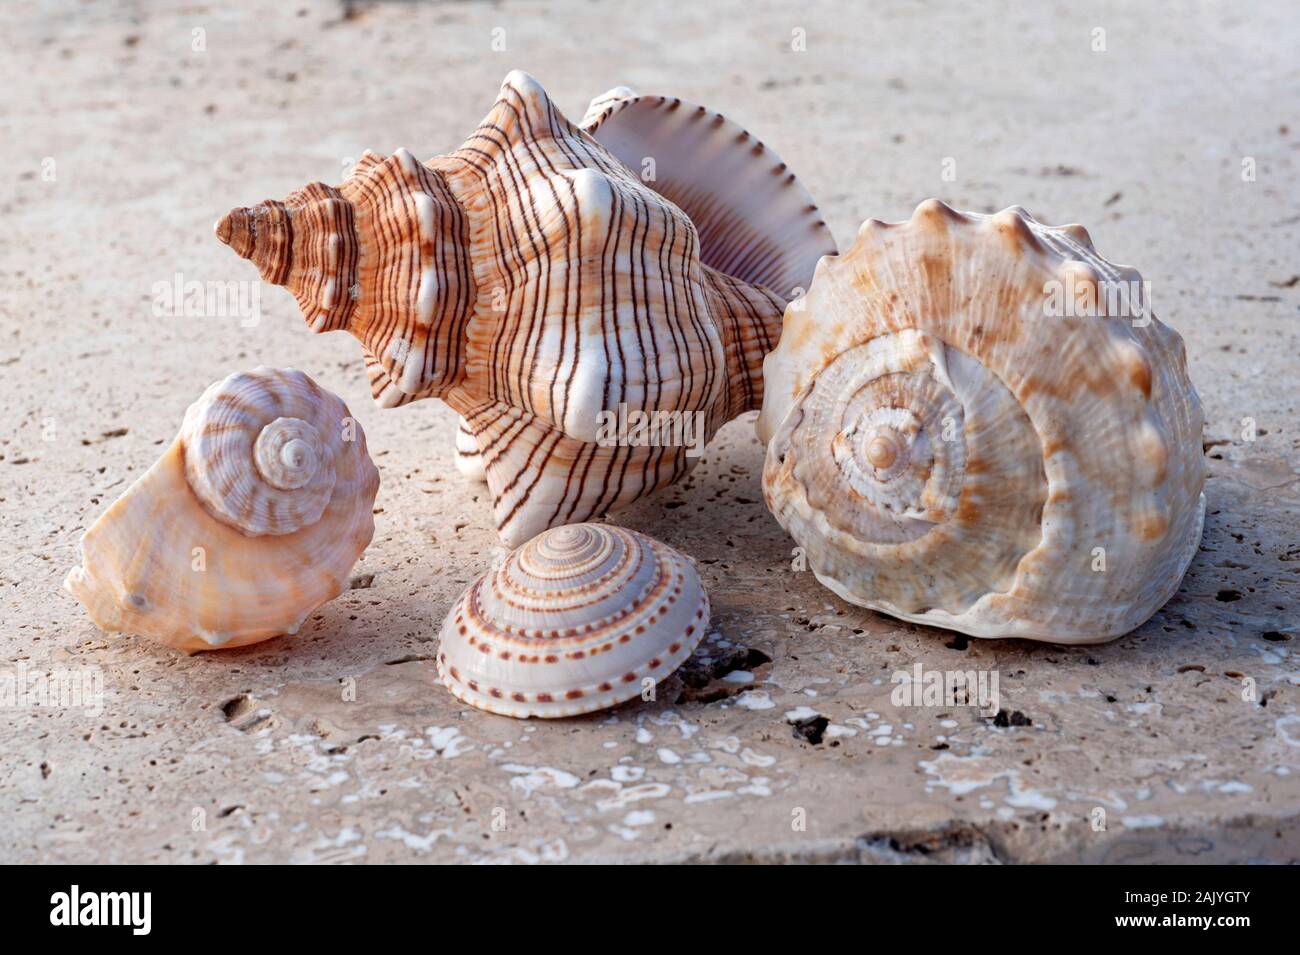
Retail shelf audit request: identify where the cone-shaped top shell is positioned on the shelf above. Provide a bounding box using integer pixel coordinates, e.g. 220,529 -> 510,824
437,523 -> 709,717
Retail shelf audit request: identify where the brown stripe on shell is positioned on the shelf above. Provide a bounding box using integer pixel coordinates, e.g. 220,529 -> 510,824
218,71 -> 830,546
435,522 -> 710,717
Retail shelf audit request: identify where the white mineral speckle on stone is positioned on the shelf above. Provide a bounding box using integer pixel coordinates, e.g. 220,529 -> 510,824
503,764 -> 581,796
426,726 -> 472,758
1005,781 -> 1057,811
375,825 -> 452,851
1276,715 -> 1300,746
685,790 -> 734,804
1122,815 -> 1165,829
595,783 -> 672,812
649,710 -> 699,739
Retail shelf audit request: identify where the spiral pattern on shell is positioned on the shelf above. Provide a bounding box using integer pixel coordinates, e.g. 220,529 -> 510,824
64,366 -> 380,652
180,368 -> 347,536
771,329 -> 1047,611
758,200 -> 1205,644
438,523 -> 709,718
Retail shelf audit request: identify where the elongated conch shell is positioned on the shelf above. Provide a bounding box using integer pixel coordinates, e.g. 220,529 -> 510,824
64,368 -> 380,652
437,523 -> 709,718
758,200 -> 1205,644
216,71 -> 836,545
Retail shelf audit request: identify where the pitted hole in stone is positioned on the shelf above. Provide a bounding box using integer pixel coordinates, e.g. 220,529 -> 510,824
254,417 -> 320,490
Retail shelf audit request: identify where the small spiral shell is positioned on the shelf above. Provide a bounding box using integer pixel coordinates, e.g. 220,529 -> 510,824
180,369 -> 346,536
437,523 -> 709,718
759,200 -> 1205,644
64,367 -> 380,652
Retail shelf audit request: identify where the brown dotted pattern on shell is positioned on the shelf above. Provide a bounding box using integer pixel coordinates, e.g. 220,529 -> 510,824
436,523 -> 709,716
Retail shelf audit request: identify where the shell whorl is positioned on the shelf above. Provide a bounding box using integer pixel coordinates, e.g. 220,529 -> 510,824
180,368 -> 350,536
489,524 -> 655,631
437,523 -> 709,718
64,367 -> 380,652
760,200 -> 1205,644
767,329 -> 1047,613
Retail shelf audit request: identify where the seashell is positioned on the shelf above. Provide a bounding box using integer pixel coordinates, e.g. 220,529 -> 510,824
453,415 -> 486,482
64,367 -> 380,652
436,523 -> 709,718
216,71 -> 836,545
580,84 -> 835,302
758,200 -> 1205,644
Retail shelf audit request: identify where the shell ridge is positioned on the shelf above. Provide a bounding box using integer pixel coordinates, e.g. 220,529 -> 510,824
581,88 -> 837,298
438,524 -> 708,717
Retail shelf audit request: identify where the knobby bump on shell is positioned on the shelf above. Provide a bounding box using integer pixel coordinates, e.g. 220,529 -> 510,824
64,368 -> 380,652
215,71 -> 836,545
437,523 -> 709,718
758,200 -> 1205,644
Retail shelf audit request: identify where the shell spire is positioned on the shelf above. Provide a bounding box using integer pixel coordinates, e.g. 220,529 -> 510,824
437,523 -> 709,718
215,149 -> 475,403
217,72 -> 838,544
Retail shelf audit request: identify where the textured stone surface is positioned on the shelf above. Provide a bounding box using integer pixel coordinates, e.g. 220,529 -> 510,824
2,0 -> 1297,863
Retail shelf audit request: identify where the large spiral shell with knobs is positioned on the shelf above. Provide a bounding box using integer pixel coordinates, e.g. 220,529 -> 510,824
757,200 -> 1205,644
64,367 -> 380,652
437,523 -> 709,718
